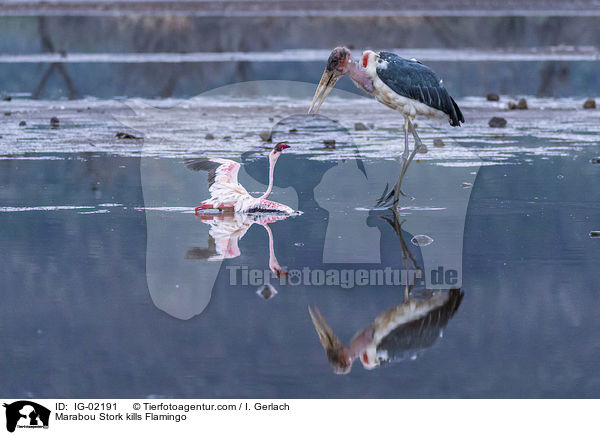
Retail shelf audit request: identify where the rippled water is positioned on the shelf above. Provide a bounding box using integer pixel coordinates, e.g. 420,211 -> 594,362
1,91 -> 600,397
2,4 -> 600,395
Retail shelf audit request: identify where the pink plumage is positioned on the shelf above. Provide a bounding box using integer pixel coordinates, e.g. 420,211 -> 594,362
185,142 -> 294,214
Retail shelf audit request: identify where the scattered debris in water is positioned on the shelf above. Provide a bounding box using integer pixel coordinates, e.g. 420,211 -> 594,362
4,112 -> 11,116
433,138 -> 445,147
590,231 -> 600,238
50,116 -> 59,127
461,182 -> 473,188
256,284 -> 278,300
19,121 -> 26,127
354,122 -> 369,131
288,128 -> 298,134
324,139 -> 336,149
259,130 -> 272,142
205,133 -> 215,140
486,93 -> 500,101
507,98 -> 527,110
489,117 -> 507,128
115,132 -> 140,140
223,135 -> 232,141
411,234 -> 434,246
583,98 -> 596,109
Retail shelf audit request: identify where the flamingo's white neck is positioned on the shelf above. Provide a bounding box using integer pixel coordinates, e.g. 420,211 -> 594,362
261,223 -> 284,277
259,151 -> 279,200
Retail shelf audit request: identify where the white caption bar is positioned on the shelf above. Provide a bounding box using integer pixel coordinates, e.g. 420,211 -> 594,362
0,399 -> 598,434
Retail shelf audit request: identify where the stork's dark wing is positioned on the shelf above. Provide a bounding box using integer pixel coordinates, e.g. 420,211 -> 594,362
184,158 -> 240,188
376,289 -> 464,362
376,52 -> 464,126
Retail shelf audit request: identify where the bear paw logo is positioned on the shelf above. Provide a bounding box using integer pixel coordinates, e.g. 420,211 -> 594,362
286,269 -> 302,286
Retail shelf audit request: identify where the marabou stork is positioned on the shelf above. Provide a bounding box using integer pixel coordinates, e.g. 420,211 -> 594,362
309,288 -> 463,374
308,47 -> 464,204
185,142 -> 295,214
309,209 -> 463,374
186,212 -> 289,278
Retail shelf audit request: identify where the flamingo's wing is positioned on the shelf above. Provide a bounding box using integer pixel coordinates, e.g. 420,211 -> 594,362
184,158 -> 241,188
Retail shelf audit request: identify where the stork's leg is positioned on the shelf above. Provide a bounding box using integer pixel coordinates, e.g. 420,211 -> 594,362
397,119 -> 424,183
393,117 -> 410,205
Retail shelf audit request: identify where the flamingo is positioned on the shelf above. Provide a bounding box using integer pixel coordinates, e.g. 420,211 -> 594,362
185,142 -> 294,214
308,47 -> 464,204
185,212 -> 289,278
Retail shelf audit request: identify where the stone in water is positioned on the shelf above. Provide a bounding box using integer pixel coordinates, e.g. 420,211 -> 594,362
259,130 -> 272,142
489,117 -> 507,128
583,98 -> 596,109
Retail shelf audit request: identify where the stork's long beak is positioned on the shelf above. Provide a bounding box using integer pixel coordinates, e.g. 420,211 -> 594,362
308,305 -> 351,374
307,69 -> 340,115
308,305 -> 340,351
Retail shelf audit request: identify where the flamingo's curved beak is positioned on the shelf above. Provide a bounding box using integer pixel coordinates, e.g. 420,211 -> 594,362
308,69 -> 341,115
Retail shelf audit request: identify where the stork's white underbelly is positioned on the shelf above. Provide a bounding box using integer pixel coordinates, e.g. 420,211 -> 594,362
372,75 -> 447,120
360,292 -> 451,369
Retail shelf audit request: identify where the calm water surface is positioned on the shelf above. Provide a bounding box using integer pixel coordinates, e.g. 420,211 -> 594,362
1,11 -> 600,394
1,140 -> 599,397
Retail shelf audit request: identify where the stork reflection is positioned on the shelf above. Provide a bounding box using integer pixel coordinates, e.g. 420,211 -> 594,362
186,212 -> 290,279
309,210 -> 464,374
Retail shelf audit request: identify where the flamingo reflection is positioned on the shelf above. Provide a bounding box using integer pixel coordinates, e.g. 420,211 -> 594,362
185,212 -> 289,279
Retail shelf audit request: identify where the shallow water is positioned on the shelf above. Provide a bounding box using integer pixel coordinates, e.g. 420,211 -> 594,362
1,92 -> 600,397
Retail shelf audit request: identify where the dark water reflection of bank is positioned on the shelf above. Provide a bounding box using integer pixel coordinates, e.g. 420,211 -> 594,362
1,150 -> 600,397
2,15 -> 600,98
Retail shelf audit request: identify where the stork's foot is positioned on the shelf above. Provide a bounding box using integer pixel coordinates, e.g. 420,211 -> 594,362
376,188 -> 409,208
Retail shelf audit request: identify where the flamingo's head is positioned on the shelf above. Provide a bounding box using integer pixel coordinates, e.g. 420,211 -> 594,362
308,46 -> 352,114
269,142 -> 290,161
